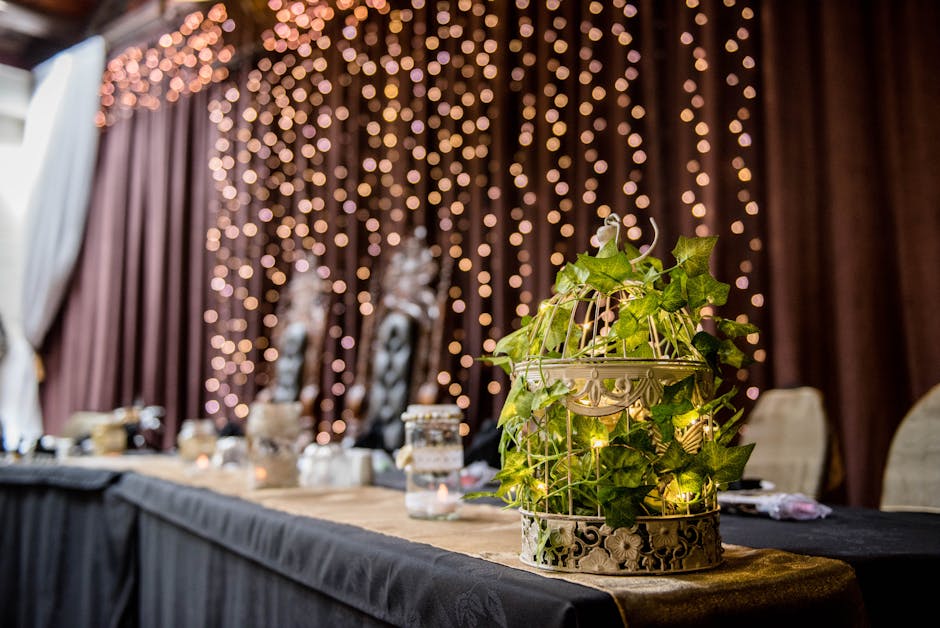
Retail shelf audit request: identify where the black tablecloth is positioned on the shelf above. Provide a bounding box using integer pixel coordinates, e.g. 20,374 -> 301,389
721,506 -> 940,627
4,462 -> 939,628
111,472 -> 622,628
0,464 -> 136,628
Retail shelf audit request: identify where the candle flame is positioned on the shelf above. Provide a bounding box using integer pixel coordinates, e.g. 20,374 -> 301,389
254,466 -> 268,481
196,454 -> 210,469
437,483 -> 449,501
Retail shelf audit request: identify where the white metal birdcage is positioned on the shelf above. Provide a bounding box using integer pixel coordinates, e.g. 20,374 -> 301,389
492,215 -> 750,575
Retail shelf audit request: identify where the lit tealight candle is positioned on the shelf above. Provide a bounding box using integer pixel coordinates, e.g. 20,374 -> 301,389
405,482 -> 462,520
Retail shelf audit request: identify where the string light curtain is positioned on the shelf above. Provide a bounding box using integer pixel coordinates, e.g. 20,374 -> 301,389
42,0 -> 765,449
200,0 -> 765,442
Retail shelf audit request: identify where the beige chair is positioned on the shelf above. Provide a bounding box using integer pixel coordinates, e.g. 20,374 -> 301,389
738,387 -> 829,498
880,382 -> 940,513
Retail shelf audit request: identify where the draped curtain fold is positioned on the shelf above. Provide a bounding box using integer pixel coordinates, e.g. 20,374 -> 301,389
40,88 -> 218,449
0,36 -> 104,450
37,0 -> 940,507
761,0 -> 940,506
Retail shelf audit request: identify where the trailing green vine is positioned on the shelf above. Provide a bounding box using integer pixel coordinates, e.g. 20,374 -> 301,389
472,221 -> 759,528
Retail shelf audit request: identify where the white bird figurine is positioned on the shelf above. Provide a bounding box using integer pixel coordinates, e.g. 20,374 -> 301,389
596,214 -> 621,251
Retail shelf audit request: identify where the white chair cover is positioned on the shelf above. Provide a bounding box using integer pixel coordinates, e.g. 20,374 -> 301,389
881,383 -> 940,513
739,387 -> 829,498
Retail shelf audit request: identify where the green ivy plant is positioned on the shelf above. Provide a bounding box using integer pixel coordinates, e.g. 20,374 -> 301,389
473,225 -> 759,528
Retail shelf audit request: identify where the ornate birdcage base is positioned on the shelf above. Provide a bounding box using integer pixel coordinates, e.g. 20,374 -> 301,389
520,509 -> 723,575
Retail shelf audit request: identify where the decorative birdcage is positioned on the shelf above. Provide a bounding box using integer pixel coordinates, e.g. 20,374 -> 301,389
480,215 -> 757,575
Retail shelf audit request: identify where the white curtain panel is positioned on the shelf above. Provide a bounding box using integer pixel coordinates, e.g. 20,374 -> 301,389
0,36 -> 104,449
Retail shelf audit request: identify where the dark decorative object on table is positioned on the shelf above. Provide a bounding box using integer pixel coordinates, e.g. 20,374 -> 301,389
219,420 -> 245,438
351,234 -> 443,453
354,311 -> 417,452
270,321 -> 308,404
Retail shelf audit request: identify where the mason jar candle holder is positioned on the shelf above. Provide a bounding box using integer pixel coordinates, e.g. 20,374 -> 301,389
246,401 -> 302,489
400,404 -> 464,520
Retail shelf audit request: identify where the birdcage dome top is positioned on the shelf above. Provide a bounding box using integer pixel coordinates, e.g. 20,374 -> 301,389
489,214 -> 757,416
499,215 -> 731,367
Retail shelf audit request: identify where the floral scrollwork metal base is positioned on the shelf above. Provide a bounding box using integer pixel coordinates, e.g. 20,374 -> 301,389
520,509 -> 723,575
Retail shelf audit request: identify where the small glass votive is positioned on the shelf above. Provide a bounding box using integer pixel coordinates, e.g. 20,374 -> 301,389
91,421 -> 127,456
400,404 -> 464,520
177,419 -> 218,463
212,436 -> 248,468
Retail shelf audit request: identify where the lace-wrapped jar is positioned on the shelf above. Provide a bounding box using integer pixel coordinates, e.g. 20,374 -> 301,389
246,402 -> 302,489
399,404 -> 464,520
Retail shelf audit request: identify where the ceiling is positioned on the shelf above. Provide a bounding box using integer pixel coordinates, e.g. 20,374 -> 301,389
0,1 -> 272,71
0,0 -> 175,70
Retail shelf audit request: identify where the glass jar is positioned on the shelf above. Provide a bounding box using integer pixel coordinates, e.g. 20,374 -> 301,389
246,401 -> 302,489
177,419 -> 218,463
91,420 -> 127,456
400,404 -> 464,520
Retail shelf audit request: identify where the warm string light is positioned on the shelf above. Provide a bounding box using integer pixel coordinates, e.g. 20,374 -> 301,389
207,0 -> 759,432
192,0 -> 766,433
206,1 -> 503,439
97,3 -> 235,127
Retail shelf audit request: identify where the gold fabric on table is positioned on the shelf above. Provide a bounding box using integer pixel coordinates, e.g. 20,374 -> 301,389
69,456 -> 867,627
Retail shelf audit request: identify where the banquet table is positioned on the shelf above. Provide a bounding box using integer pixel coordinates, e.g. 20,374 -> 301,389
2,455 -> 937,628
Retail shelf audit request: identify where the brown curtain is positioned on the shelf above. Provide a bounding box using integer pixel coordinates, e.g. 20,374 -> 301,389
40,86 -> 219,449
38,0 -> 940,507
761,0 -> 940,506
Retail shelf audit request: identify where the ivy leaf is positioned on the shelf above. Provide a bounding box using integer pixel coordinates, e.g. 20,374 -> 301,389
661,376 -> 696,407
575,251 -> 635,293
672,235 -> 718,277
715,408 -> 745,445
624,423 -> 654,451
554,263 -> 588,294
716,317 -> 760,338
692,331 -> 721,370
600,445 -> 651,487
570,414 -> 607,450
531,379 -> 571,412
699,387 -> 739,418
621,242 -> 643,260
696,440 -> 755,486
626,292 -> 661,319
627,343 -> 655,359
655,440 -> 693,474
718,339 -> 752,369
611,311 -> 650,354
650,376 -> 695,430
598,485 -> 656,529
661,277 -> 686,312
687,273 -> 729,310
611,312 -> 639,339
498,376 -> 533,428
493,325 -> 531,362
597,235 -> 620,258
543,299 -> 575,352
543,404 -> 569,440
480,354 -> 513,375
